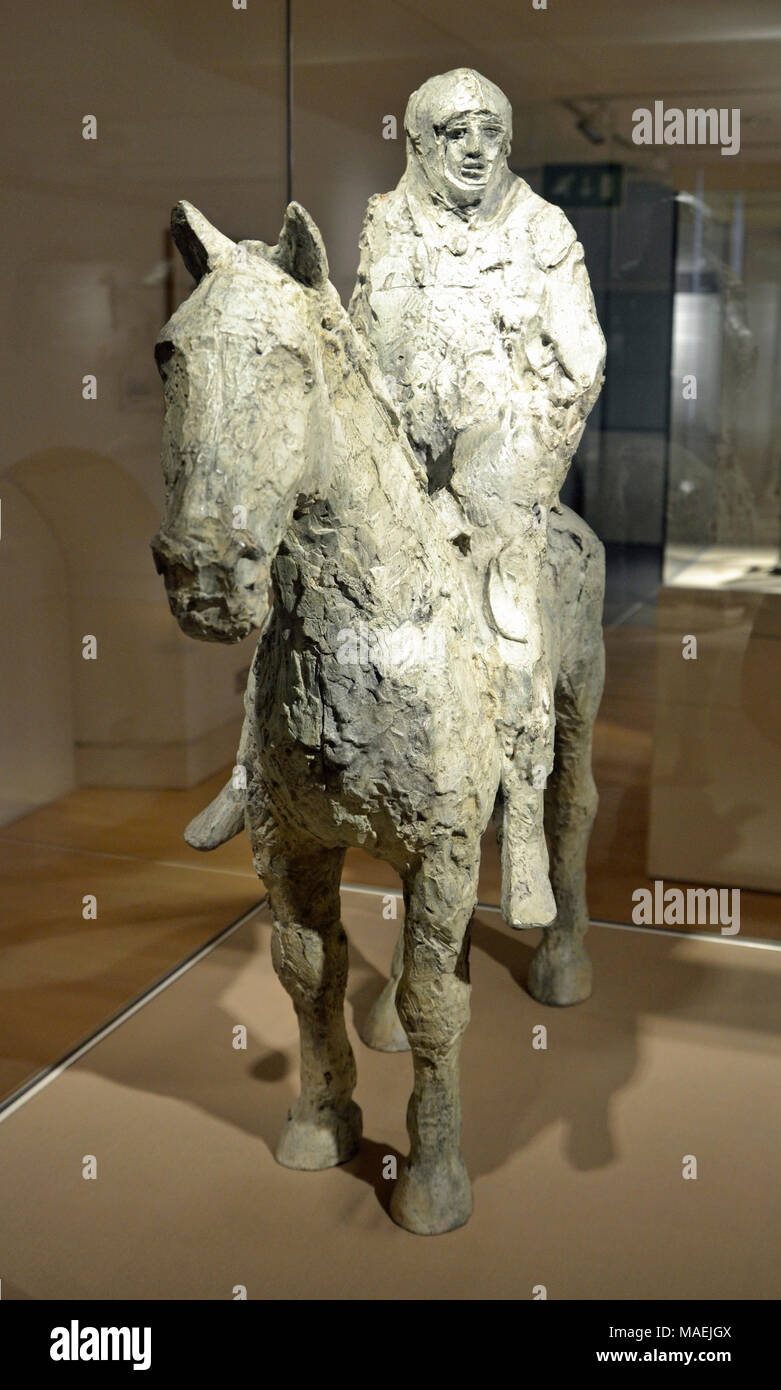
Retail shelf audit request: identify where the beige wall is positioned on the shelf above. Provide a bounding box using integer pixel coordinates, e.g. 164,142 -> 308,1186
0,481 -> 74,822
1,2 -> 287,821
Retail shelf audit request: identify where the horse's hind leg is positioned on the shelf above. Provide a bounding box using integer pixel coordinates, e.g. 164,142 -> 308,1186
528,609 -> 604,1007
266,846 -> 362,1169
358,911 -> 410,1053
390,841 -> 478,1235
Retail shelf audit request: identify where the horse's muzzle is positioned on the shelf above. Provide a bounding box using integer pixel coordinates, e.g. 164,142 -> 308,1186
151,530 -> 269,643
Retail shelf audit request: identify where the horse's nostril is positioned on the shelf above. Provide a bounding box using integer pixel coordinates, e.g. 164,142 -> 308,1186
235,553 -> 264,588
150,536 -> 168,574
154,340 -> 175,378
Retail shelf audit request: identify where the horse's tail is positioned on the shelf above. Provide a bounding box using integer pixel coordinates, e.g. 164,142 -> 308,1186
184,780 -> 245,850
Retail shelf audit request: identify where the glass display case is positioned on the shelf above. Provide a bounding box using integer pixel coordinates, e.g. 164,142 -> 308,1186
1,2 -> 780,1304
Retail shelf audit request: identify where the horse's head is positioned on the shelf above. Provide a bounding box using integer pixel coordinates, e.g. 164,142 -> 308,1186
151,199 -> 332,642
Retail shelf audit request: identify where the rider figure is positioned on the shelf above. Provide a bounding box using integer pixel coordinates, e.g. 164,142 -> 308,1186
348,69 -> 605,924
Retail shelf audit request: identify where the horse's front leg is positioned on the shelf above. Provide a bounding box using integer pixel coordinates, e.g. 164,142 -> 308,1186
390,844 -> 478,1235
265,846 -> 362,1169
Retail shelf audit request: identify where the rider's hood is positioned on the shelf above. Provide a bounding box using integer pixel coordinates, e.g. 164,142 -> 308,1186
402,68 -> 514,221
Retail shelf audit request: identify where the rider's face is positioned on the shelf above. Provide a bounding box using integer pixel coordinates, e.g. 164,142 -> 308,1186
439,113 -> 506,199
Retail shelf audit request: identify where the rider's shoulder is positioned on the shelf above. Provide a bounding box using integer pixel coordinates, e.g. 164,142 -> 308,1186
524,195 -> 578,270
359,192 -> 386,233
362,185 -> 410,234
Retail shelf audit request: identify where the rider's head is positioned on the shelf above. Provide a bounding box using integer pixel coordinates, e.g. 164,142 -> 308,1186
404,68 -> 512,211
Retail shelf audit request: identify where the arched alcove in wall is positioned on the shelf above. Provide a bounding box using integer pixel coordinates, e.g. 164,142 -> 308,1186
0,479 -> 74,824
3,448 -> 251,803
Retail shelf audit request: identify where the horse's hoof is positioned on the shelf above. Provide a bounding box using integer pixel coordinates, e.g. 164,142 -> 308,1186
358,992 -> 410,1053
390,1156 -> 472,1235
275,1100 -> 362,1170
527,939 -> 592,1006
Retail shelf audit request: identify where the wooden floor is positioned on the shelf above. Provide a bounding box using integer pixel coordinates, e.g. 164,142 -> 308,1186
1,625 -> 778,1106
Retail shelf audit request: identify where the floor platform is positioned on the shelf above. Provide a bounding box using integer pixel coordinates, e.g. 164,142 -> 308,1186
0,886 -> 779,1300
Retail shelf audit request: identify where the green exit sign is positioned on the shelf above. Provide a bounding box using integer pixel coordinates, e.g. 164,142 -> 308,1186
542,163 -> 623,208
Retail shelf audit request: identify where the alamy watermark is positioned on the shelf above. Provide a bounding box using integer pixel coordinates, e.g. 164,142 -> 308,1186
632,879 -> 740,935
336,620 -> 445,674
632,102 -> 740,157
50,1320 -> 151,1371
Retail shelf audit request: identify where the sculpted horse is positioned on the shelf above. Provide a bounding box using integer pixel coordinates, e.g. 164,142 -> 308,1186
151,200 -> 605,1235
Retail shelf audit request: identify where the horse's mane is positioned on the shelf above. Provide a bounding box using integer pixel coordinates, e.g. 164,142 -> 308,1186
313,285 -> 430,494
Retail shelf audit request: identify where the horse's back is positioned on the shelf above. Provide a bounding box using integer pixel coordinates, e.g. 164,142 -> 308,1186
546,504 -> 605,692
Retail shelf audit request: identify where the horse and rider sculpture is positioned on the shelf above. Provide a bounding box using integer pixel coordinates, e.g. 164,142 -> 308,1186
151,70 -> 606,1234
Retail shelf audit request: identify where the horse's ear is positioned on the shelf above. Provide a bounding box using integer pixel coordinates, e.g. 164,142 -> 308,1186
274,202 -> 329,288
171,201 -> 236,282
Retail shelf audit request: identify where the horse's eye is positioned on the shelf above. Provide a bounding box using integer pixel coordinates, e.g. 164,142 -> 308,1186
154,340 -> 175,379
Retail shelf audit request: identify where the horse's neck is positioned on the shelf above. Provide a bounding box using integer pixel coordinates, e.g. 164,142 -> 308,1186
326,308 -> 430,521
289,304 -> 463,618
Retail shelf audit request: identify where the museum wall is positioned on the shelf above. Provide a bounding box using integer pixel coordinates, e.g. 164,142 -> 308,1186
1,0 -> 288,820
